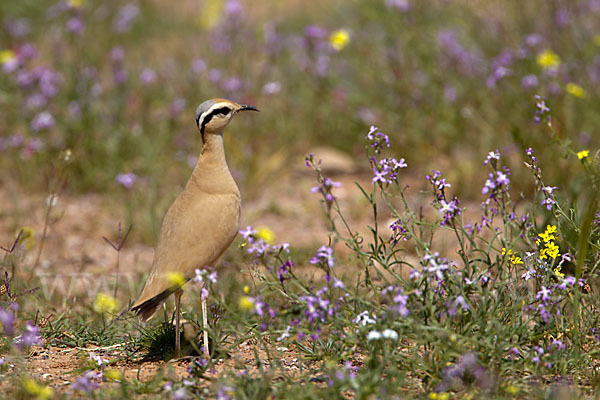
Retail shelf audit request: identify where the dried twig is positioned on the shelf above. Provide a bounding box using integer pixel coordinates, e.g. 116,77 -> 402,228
102,223 -> 133,298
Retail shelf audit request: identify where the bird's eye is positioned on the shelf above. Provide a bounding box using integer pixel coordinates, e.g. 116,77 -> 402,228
215,107 -> 231,116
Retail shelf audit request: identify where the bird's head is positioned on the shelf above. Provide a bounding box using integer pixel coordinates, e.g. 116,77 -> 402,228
195,98 -> 259,139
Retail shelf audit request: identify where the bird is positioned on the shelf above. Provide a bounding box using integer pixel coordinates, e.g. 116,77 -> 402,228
131,98 -> 258,358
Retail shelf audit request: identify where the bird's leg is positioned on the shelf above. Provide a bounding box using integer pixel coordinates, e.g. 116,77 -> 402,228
201,288 -> 210,359
174,288 -> 183,358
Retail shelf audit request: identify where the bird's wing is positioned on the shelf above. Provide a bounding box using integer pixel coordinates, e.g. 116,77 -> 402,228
132,191 -> 240,310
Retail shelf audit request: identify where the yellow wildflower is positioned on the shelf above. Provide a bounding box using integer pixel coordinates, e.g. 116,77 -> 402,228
198,0 -> 223,30
0,50 -> 16,65
554,267 -> 565,278
20,226 -> 36,250
243,285 -> 250,294
68,0 -> 85,7
565,83 -> 586,98
577,150 -> 589,160
93,292 -> 118,314
22,377 -> 53,400
538,225 -> 557,243
510,255 -> 523,265
104,369 -> 123,381
166,271 -> 186,287
429,393 -> 449,400
545,241 -> 560,259
329,29 -> 350,51
506,384 -> 519,395
536,49 -> 561,69
238,296 -> 254,311
256,226 -> 275,243
502,247 -> 511,256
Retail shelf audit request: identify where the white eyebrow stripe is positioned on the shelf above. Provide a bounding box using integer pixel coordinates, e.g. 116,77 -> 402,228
198,102 -> 234,127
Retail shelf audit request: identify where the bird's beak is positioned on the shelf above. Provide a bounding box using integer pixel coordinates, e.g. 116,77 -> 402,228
238,104 -> 259,112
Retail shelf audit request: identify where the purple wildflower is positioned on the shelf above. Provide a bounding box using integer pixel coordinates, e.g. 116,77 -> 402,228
116,173 -> 137,189
304,25 -> 327,40
190,58 -> 206,74
30,111 -> 55,132
552,340 -> 566,351
239,226 -> 257,240
139,68 -> 157,85
507,347 -> 520,360
15,321 -> 41,349
541,186 -> 558,210
536,286 -> 552,302
366,126 -> 390,154
437,30 -> 484,76
208,68 -> 222,83
439,196 -> 461,225
422,253 -> 450,280
426,170 -> 451,197
310,246 -> 335,268
484,150 -> 500,165
310,177 -> 341,204
36,67 -> 62,98
371,157 -> 407,185
389,219 -> 409,244
71,371 -> 102,394
0,308 -> 15,335
444,85 -> 457,102
277,260 -> 294,284
5,18 -> 31,38
263,81 -> 281,95
563,276 -> 576,287
66,16 -> 85,35
555,8 -> 570,28
300,289 -> 336,323
522,74 -> 539,89
436,352 -> 494,392
482,170 -> 510,197
390,288 -> 410,317
173,388 -> 190,400
224,0 -> 243,17
385,0 -> 411,12
277,326 -> 291,342
113,3 -> 140,33
170,98 -> 186,117
534,95 -> 550,123
221,77 -> 243,92
26,93 -> 47,110
110,46 -> 125,63
247,240 -> 270,256
217,385 -> 235,400
90,353 -> 108,367
333,278 -> 344,289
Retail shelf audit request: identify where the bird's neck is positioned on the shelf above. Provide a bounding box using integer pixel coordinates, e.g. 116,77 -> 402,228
187,132 -> 239,195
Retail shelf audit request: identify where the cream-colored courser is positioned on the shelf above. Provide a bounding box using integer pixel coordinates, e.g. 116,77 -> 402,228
131,98 -> 258,357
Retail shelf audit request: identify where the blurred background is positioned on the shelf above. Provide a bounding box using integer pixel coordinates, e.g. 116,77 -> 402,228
0,0 -> 599,244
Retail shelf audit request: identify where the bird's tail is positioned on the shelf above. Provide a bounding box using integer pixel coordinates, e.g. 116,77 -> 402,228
130,288 -> 174,321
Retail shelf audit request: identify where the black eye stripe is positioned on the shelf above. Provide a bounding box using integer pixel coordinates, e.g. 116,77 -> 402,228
213,107 -> 231,116
199,106 -> 233,135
